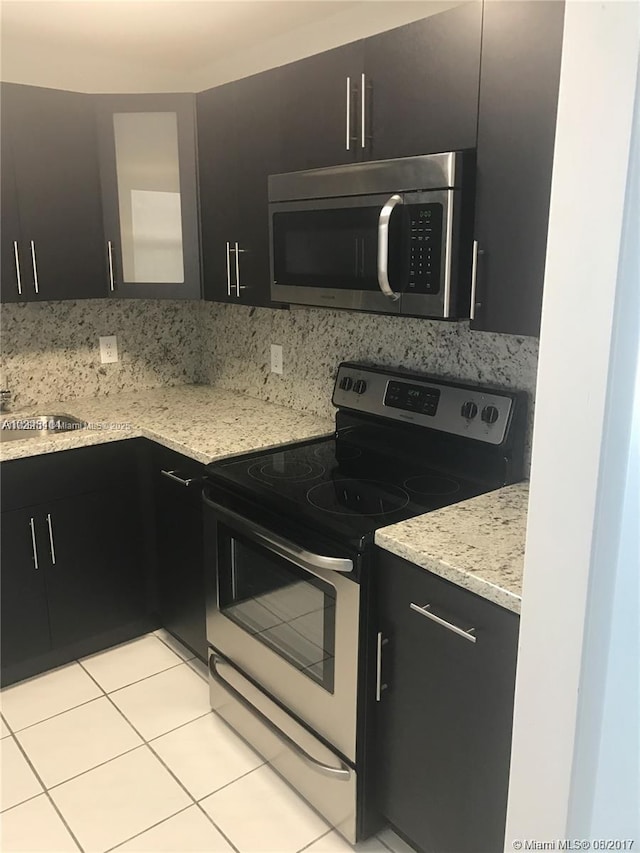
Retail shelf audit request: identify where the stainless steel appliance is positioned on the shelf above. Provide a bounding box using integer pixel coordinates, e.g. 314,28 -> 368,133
202,363 -> 526,843
268,152 -> 475,318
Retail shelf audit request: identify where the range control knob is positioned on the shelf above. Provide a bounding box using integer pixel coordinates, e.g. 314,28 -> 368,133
460,401 -> 478,420
353,379 -> 368,395
339,376 -> 353,391
481,405 -> 500,425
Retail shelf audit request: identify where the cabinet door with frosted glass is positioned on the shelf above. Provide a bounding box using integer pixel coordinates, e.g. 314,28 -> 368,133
96,94 -> 201,299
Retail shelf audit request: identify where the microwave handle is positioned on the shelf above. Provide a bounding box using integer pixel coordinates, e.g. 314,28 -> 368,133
377,194 -> 403,301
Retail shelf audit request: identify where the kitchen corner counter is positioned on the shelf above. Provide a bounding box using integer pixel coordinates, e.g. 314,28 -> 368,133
0,385 -> 334,464
375,482 -> 529,614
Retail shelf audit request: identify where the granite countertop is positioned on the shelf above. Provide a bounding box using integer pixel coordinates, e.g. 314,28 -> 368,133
375,482 -> 529,614
1,386 -> 527,613
0,385 -> 334,464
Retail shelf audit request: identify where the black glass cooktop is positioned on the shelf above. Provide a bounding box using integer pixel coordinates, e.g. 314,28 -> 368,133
206,434 -> 494,550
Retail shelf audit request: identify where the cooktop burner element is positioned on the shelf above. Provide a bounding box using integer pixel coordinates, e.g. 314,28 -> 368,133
248,457 -> 325,483
404,474 -> 460,496
306,479 -> 410,516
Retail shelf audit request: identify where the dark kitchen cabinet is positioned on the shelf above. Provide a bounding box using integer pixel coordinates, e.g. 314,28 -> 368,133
95,93 -> 201,299
375,548 -> 519,853
278,40 -> 365,172
197,68 -> 283,306
43,488 -> 145,649
0,509 -> 52,669
277,3 -> 481,172
0,83 -> 107,303
0,442 -> 153,686
364,2 -> 482,160
471,1 -> 565,337
152,446 -> 207,660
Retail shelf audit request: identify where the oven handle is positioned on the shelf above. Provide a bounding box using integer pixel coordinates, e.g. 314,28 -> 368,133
203,492 -> 354,574
209,653 -> 352,781
377,193 -> 403,301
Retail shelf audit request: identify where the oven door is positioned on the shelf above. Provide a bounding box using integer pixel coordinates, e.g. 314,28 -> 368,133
203,491 -> 360,763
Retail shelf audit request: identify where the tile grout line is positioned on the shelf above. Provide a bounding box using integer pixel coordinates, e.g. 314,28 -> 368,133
295,825 -> 335,852
2,653 -> 186,737
76,656 -> 244,853
96,659 -> 186,697
6,694 -> 104,737
4,727 -> 85,853
151,630 -> 197,663
101,803 -> 194,853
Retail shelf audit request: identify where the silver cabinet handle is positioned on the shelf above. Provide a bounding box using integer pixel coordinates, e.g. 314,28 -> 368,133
410,602 -> 477,643
226,241 -> 231,296
107,241 -> 115,291
30,241 -> 39,294
234,242 -> 240,296
160,468 -> 200,487
360,73 -> 367,149
13,242 -> 22,296
46,513 -> 56,565
233,242 -> 246,298
375,631 -> 388,701
209,653 -> 352,781
346,76 -> 351,151
29,517 -> 39,570
377,194 -> 403,301
470,240 -> 479,320
203,492 -> 353,574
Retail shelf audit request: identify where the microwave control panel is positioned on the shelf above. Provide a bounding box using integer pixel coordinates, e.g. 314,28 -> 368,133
407,204 -> 442,295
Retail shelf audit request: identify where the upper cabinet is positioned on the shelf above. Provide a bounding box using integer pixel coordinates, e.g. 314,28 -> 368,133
0,83 -> 107,303
197,68 -> 283,306
363,2 -> 482,160
276,2 -> 481,173
278,41 -> 365,172
471,1 -> 565,337
95,94 -> 201,299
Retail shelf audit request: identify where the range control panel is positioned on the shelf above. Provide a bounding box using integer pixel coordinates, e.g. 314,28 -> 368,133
333,364 -> 515,446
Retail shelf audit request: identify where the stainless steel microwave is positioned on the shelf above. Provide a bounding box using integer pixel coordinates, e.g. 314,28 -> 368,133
268,152 -> 475,318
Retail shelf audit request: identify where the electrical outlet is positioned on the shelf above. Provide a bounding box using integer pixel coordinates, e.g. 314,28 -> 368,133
270,344 -> 283,375
99,335 -> 118,364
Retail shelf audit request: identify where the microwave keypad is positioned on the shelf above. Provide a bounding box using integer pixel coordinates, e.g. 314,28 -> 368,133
408,204 -> 442,294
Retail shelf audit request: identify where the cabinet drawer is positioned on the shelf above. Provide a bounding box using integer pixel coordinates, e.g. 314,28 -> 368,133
1,440 -> 139,512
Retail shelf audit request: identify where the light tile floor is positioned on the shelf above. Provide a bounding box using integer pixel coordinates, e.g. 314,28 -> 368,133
0,630 -> 412,853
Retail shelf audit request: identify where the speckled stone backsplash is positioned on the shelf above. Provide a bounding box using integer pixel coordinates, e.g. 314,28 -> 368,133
0,299 -> 204,409
200,303 -> 539,467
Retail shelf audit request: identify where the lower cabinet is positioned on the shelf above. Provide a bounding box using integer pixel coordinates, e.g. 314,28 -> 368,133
0,441 -> 154,686
152,445 -> 207,661
375,548 -> 519,853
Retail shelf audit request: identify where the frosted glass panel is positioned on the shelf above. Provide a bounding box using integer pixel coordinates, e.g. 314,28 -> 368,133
113,112 -> 185,283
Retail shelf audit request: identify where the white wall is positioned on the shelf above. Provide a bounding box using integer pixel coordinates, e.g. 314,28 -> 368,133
0,0 -> 459,93
505,1 -> 640,846
189,0 -> 459,91
567,58 -> 640,839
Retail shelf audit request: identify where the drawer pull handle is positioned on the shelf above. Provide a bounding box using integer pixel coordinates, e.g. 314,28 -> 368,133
160,469 -> 200,487
209,653 -> 352,781
409,602 -> 477,643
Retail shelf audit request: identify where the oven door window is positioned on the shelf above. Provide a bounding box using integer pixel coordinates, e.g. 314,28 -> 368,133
218,530 -> 337,693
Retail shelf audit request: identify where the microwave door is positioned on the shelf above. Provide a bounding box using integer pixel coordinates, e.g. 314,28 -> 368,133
270,194 -> 402,314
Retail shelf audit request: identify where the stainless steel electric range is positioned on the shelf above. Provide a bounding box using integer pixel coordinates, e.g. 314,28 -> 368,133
202,362 -> 527,844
